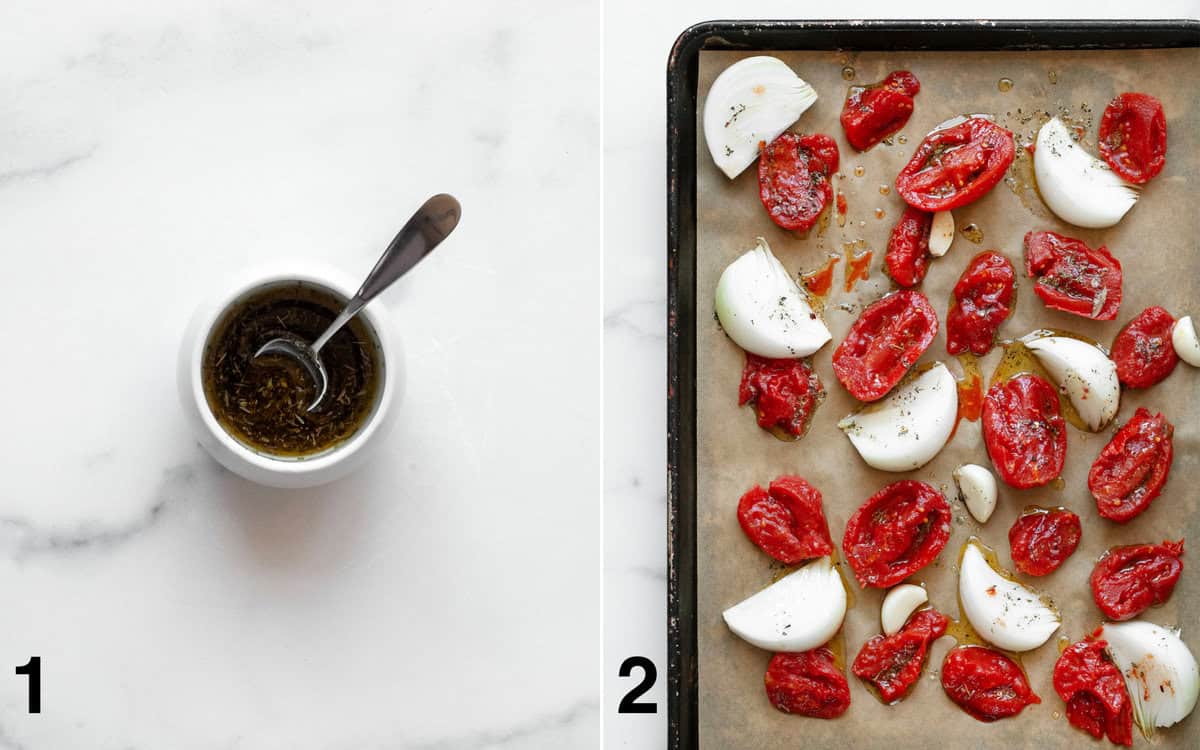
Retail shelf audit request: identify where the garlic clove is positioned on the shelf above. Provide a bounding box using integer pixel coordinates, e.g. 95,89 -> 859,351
928,210 -> 954,256
881,583 -> 928,635
1172,315 -> 1200,367
953,463 -> 997,523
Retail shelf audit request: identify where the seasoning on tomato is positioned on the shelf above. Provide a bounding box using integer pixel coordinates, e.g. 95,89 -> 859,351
1088,407 -> 1174,523
982,373 -> 1066,489
737,475 -> 834,565
1099,92 -> 1167,184
946,251 -> 1016,356
832,290 -> 938,402
1112,306 -> 1179,388
884,206 -> 933,287
738,354 -> 825,438
1008,507 -> 1081,576
843,480 -> 951,588
851,607 -> 948,703
840,70 -> 920,151
1023,230 -> 1122,320
758,132 -> 839,232
764,648 -> 851,718
895,117 -> 1015,212
1090,540 -> 1184,621
1053,636 -> 1133,746
941,645 -> 1040,721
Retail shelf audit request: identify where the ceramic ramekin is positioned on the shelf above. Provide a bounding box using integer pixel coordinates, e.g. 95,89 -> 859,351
177,262 -> 402,488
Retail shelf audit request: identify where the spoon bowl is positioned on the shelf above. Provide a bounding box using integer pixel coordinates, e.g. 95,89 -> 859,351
254,335 -> 331,411
252,193 -> 461,411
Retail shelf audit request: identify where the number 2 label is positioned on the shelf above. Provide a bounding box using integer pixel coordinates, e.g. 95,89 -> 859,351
617,656 -> 657,714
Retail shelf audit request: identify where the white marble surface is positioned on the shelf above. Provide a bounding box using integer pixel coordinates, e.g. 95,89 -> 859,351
0,1 -> 600,747
602,2 -> 1199,748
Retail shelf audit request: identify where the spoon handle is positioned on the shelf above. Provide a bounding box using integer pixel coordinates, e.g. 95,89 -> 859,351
311,193 -> 461,353
358,193 -> 462,303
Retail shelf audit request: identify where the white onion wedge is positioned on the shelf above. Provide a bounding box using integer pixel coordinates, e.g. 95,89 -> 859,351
1035,117 -> 1139,228
881,584 -> 928,636
714,237 -> 831,358
929,210 -> 954,257
722,556 -> 846,652
1024,334 -> 1120,431
953,464 -> 997,524
838,363 -> 957,472
1102,620 -> 1200,736
703,56 -> 818,179
959,539 -> 1060,652
1173,316 -> 1200,367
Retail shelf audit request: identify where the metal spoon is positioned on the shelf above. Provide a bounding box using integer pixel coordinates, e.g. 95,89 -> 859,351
254,193 -> 461,411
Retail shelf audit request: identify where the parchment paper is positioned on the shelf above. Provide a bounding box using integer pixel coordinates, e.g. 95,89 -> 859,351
696,48 -> 1200,749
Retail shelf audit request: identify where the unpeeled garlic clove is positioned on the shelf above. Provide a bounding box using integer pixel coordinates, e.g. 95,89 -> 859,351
881,583 -> 928,635
1173,315 -> 1200,367
953,464 -> 997,523
928,210 -> 954,256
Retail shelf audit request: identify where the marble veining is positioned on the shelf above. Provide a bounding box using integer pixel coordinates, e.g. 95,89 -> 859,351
0,0 -> 599,747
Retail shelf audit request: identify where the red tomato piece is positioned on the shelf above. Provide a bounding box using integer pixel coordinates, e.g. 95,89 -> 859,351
1088,407 -> 1174,523
842,480 -> 951,588
884,205 -> 933,287
738,354 -> 824,437
1023,230 -> 1123,321
832,290 -> 938,402
1090,540 -> 1184,621
1053,637 -> 1133,746
840,70 -> 920,151
1008,507 -> 1081,576
895,117 -> 1015,211
1112,306 -> 1178,389
764,648 -> 851,718
941,645 -> 1041,722
982,374 -> 1066,489
758,132 -> 839,232
1099,92 -> 1167,184
946,251 -> 1016,356
851,607 -> 948,703
736,475 -> 834,564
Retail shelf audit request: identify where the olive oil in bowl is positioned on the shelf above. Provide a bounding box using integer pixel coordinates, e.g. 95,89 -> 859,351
201,281 -> 383,458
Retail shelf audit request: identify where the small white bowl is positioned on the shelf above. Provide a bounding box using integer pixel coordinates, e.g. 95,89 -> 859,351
177,262 -> 402,488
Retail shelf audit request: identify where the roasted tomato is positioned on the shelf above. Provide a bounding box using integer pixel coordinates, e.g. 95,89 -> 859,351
895,117 -> 1015,212
1008,507 -> 1081,576
884,206 -> 933,287
1023,230 -> 1123,321
736,475 -> 834,564
758,132 -> 839,232
738,354 -> 824,437
832,290 -> 938,402
982,373 -> 1066,489
1099,92 -> 1167,184
946,251 -> 1016,356
764,648 -> 851,718
941,645 -> 1041,722
843,480 -> 951,588
851,607 -> 948,703
1088,408 -> 1174,523
1053,637 -> 1133,746
1090,540 -> 1184,621
840,70 -> 920,151
1112,306 -> 1178,388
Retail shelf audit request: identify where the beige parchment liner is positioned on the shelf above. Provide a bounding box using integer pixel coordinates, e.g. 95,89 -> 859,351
696,48 -> 1200,749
